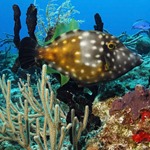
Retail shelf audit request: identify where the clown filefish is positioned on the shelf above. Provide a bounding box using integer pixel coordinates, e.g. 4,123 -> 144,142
19,30 -> 142,84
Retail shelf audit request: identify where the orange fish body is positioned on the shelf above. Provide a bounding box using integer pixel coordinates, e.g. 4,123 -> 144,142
19,30 -> 142,84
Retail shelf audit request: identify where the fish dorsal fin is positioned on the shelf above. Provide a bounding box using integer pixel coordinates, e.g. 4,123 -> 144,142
45,19 -> 79,45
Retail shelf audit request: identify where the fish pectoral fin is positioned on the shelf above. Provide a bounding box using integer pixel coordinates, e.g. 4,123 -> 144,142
104,57 -> 111,71
47,66 -> 70,86
104,63 -> 110,71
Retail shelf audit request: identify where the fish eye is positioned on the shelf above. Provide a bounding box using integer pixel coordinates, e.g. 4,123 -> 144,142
107,42 -> 116,50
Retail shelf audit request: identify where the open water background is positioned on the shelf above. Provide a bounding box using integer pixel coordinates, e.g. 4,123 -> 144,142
0,0 -> 149,52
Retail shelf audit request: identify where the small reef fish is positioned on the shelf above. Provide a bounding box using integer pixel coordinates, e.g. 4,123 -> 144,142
132,19 -> 150,30
19,30 -> 142,84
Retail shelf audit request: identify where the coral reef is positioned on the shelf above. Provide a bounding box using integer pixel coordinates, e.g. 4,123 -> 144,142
0,65 -> 89,150
110,85 -> 150,120
90,85 -> 150,149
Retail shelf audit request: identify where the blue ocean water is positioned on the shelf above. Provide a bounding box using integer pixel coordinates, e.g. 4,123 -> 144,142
0,0 -> 149,51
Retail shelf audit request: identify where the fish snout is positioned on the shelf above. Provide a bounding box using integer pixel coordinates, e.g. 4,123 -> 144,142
131,52 -> 143,67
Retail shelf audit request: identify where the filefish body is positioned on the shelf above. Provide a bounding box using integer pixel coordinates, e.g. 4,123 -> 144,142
19,30 -> 142,84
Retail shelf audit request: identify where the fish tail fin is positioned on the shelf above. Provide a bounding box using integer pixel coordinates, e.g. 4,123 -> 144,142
19,37 -> 37,69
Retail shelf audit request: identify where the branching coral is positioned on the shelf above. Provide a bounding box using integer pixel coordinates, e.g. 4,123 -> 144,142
0,64 -> 89,150
0,65 -> 72,150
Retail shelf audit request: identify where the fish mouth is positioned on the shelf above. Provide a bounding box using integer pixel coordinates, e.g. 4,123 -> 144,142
132,53 -> 143,66
103,48 -> 143,81
120,45 -> 143,66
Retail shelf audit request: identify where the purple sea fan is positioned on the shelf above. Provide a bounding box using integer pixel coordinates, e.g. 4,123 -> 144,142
132,19 -> 150,30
